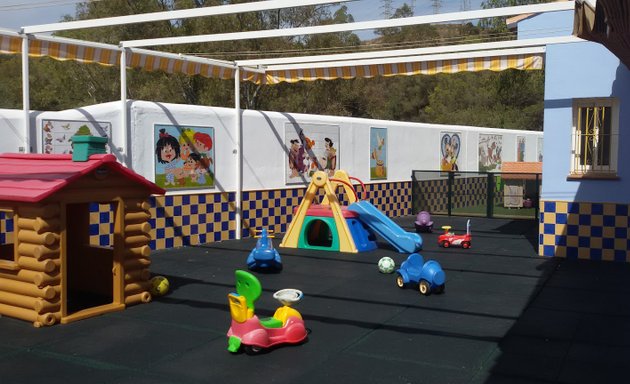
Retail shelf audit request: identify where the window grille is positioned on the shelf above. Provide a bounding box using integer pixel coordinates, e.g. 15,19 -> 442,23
571,100 -> 618,176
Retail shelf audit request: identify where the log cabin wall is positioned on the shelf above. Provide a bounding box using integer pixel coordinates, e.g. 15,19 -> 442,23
122,198 -> 153,306
0,204 -> 62,327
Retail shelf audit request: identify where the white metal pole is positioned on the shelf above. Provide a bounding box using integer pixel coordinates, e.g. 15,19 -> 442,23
21,35 -> 30,153
234,67 -> 242,240
121,1 -> 575,48
120,48 -> 129,166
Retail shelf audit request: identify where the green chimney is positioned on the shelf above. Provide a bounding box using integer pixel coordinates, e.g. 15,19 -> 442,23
71,134 -> 108,162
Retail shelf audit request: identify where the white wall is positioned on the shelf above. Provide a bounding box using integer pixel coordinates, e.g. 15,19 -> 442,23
0,108 -> 27,152
0,101 -> 543,192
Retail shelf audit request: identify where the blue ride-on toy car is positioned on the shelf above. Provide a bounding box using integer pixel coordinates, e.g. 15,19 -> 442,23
247,228 -> 283,271
395,253 -> 445,295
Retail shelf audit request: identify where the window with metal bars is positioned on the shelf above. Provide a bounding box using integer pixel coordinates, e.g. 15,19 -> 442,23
571,99 -> 618,177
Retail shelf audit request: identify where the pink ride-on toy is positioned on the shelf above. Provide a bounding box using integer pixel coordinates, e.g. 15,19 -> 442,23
227,270 -> 308,354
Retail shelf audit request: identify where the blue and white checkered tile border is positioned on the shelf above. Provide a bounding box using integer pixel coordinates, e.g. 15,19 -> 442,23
84,181 -> 413,251
539,200 -> 630,262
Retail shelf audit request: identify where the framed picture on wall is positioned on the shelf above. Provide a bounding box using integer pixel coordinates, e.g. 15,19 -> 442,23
440,131 -> 461,173
370,127 -> 387,180
517,136 -> 526,162
285,123 -> 339,184
478,134 -> 503,172
42,119 -> 110,154
153,124 -> 215,190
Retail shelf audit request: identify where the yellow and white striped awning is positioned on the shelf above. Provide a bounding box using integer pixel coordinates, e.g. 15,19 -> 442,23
126,49 -> 238,79
258,48 -> 544,85
0,32 -> 240,80
1,32 -> 544,85
0,34 -> 21,55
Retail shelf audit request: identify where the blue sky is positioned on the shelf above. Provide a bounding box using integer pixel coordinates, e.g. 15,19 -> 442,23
0,0 -> 484,36
0,1 -> 76,31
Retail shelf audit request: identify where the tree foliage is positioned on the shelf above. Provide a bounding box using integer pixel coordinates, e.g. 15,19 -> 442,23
0,0 -> 544,130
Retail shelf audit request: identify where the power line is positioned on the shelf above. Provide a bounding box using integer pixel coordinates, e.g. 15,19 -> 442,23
187,30 -> 521,60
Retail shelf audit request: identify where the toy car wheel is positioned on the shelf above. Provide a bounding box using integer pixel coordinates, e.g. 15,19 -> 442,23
419,280 -> 430,295
396,274 -> 405,288
244,345 -> 263,355
441,240 -> 450,248
462,241 -> 471,249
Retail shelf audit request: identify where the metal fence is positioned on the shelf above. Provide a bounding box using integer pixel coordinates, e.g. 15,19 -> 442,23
411,170 -> 541,220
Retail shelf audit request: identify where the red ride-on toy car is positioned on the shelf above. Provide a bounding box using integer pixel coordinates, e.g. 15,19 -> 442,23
438,219 -> 471,249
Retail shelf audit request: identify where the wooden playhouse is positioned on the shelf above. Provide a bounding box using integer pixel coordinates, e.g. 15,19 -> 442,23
0,153 -> 165,326
502,162 -> 542,208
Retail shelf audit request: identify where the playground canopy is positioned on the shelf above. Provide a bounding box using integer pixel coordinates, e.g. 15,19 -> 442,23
3,0 -> 622,239
1,1 -> 580,85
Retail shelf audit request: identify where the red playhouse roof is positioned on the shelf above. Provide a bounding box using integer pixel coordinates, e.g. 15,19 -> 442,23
0,153 -> 165,203
295,204 -> 359,219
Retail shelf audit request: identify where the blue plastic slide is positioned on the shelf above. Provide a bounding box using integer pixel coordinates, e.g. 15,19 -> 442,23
348,201 -> 422,253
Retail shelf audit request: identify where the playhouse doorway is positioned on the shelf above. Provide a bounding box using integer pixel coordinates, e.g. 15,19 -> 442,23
65,202 -> 117,318
301,216 -> 340,251
306,219 -> 333,247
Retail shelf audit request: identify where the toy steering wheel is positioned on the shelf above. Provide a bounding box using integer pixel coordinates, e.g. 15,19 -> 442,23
273,289 -> 303,306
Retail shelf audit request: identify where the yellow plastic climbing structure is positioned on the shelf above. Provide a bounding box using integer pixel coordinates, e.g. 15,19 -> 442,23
279,170 -> 358,253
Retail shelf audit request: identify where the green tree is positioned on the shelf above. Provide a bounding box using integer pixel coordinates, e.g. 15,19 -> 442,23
252,5 -> 362,114
426,70 -> 543,130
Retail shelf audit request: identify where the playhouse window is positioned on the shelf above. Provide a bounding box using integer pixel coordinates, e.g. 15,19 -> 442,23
0,209 -> 16,268
570,98 -> 619,179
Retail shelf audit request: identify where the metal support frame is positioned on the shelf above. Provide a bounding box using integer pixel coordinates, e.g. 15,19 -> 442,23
120,48 -> 128,167
21,34 -> 29,153
234,67 -> 242,239
23,0 -> 352,34
7,0 -> 575,240
121,2 -> 575,48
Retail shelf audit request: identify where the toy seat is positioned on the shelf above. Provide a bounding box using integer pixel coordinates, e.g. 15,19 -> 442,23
401,253 -> 424,276
259,317 -> 283,328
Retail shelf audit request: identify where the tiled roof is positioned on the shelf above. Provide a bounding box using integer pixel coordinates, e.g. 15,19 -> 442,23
0,153 -> 164,203
502,162 -> 542,180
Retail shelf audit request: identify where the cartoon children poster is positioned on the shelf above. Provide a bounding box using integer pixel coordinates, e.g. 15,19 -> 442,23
370,127 -> 387,180
478,134 -> 503,172
154,124 -> 215,189
440,132 -> 461,172
285,123 -> 339,184
42,120 -> 110,154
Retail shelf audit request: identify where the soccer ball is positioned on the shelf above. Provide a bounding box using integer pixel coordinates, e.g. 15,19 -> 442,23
150,275 -> 170,296
378,257 -> 396,274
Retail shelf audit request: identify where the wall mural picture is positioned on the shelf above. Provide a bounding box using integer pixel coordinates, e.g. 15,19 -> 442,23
154,124 -> 215,190
285,123 -> 339,184
479,134 -> 503,172
370,127 -> 387,180
517,136 -> 526,162
440,132 -> 461,172
42,120 -> 110,154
